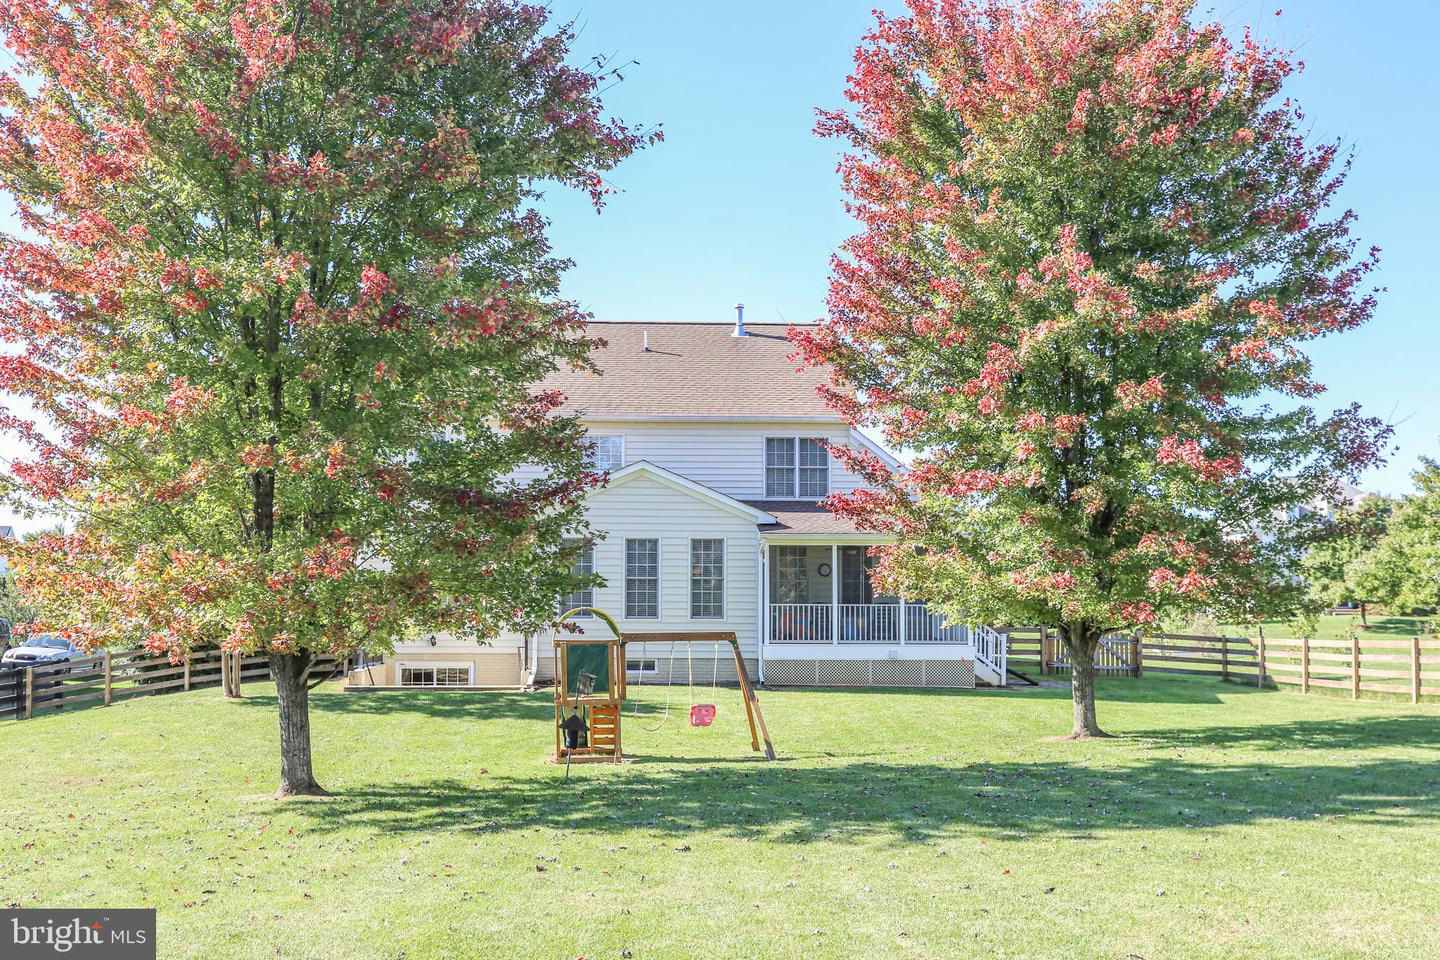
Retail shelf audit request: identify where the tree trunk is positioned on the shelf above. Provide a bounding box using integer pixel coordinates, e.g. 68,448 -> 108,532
223,651 -> 243,699
271,653 -> 326,798
1062,623 -> 1111,739
1359,601 -> 1368,627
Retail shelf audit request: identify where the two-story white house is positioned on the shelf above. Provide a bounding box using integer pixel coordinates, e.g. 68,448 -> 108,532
354,315 -> 1005,691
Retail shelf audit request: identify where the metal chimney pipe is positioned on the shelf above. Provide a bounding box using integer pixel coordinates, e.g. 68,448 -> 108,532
733,303 -> 746,337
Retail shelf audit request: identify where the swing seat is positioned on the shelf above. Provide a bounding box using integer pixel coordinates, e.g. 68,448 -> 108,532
689,704 -> 716,727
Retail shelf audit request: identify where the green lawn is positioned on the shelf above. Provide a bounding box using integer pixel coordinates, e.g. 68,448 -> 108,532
1224,613 -> 1432,641
3,677 -> 1440,959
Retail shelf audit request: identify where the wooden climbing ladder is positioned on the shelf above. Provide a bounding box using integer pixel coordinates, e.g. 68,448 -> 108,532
587,703 -> 621,755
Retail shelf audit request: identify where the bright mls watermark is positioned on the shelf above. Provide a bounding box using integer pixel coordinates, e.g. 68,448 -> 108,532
4,910 -> 155,958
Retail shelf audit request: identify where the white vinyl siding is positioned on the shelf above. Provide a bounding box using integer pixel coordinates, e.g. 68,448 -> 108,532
510,422 -> 874,499
561,540 -> 594,617
625,538 -> 660,619
690,538 -> 725,618
523,472 -> 763,672
765,436 -> 829,499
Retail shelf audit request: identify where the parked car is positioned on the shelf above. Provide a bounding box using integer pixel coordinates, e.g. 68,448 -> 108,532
1,635 -> 83,669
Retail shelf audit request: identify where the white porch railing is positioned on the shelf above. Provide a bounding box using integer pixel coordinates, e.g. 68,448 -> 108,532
769,603 -> 833,644
905,605 -> 969,643
838,603 -> 898,644
769,603 -> 970,645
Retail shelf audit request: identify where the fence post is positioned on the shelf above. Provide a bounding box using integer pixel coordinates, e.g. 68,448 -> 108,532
1039,628 -> 1048,675
104,652 -> 113,706
1220,637 -> 1229,682
24,666 -> 33,719
1351,633 -> 1360,700
1301,636 -> 1310,694
1131,634 -> 1142,678
184,658 -> 191,692
1256,633 -> 1266,689
1412,636 -> 1421,705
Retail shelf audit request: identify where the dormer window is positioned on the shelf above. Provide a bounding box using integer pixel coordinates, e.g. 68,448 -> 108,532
765,437 -> 829,498
586,436 -> 624,473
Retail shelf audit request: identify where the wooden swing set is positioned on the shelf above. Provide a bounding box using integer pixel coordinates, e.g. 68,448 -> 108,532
552,607 -> 776,764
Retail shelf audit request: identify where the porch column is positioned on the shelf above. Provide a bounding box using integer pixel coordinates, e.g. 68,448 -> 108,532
899,599 -> 907,645
830,544 -> 839,645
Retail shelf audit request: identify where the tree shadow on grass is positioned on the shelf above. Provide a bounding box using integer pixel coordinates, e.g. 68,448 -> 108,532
233,689 -> 555,723
752,681 -> 1241,705
1355,618 -> 1430,639
286,753 -> 1440,845
262,675 -> 1251,727
1141,713 -> 1440,751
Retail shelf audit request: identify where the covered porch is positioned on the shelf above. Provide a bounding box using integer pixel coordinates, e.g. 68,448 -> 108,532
761,543 -> 969,647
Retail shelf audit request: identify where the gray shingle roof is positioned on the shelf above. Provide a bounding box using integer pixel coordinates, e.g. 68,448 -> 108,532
541,322 -> 841,420
744,500 -> 874,536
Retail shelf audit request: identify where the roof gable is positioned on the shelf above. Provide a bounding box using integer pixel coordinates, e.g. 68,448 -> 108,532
601,461 -> 777,523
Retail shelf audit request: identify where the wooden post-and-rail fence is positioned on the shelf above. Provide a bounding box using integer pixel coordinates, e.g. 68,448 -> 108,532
0,648 -> 351,721
1259,635 -> 1438,703
1003,627 -> 1440,704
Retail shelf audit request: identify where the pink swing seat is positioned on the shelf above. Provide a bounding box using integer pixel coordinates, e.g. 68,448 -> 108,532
689,704 -> 716,727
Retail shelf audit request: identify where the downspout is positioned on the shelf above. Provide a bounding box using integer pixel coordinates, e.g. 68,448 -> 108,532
756,539 -> 767,684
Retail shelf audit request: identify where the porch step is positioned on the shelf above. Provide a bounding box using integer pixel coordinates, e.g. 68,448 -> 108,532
973,656 -> 1005,688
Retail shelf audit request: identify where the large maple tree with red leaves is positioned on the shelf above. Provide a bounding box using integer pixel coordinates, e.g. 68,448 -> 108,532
0,0 -> 654,794
796,0 -> 1389,736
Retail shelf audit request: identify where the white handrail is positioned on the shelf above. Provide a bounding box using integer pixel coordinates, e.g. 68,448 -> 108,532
973,624 -> 1006,678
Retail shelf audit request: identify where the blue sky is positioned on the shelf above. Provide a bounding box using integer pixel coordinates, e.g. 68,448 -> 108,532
541,0 -> 1440,496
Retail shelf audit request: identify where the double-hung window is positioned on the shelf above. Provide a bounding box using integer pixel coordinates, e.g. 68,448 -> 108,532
625,538 -> 659,618
689,539 -> 725,619
560,539 -> 594,617
586,436 -> 624,473
765,437 -> 829,498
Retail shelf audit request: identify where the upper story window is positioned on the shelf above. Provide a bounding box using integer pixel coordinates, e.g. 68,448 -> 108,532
586,436 -> 624,473
765,437 -> 829,498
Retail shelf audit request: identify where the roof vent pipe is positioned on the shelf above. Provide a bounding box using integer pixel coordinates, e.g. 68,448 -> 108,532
733,303 -> 746,337
642,329 -> 650,352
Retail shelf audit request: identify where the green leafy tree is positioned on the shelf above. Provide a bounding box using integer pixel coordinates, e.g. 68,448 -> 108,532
1299,496 -> 1392,624
0,0 -> 653,795
798,0 -> 1388,736
1364,458 -> 1440,615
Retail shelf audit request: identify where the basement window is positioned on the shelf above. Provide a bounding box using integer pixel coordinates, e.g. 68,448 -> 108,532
400,665 -> 472,687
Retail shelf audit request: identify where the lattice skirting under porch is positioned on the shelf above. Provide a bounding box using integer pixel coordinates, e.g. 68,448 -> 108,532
763,659 -> 976,688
